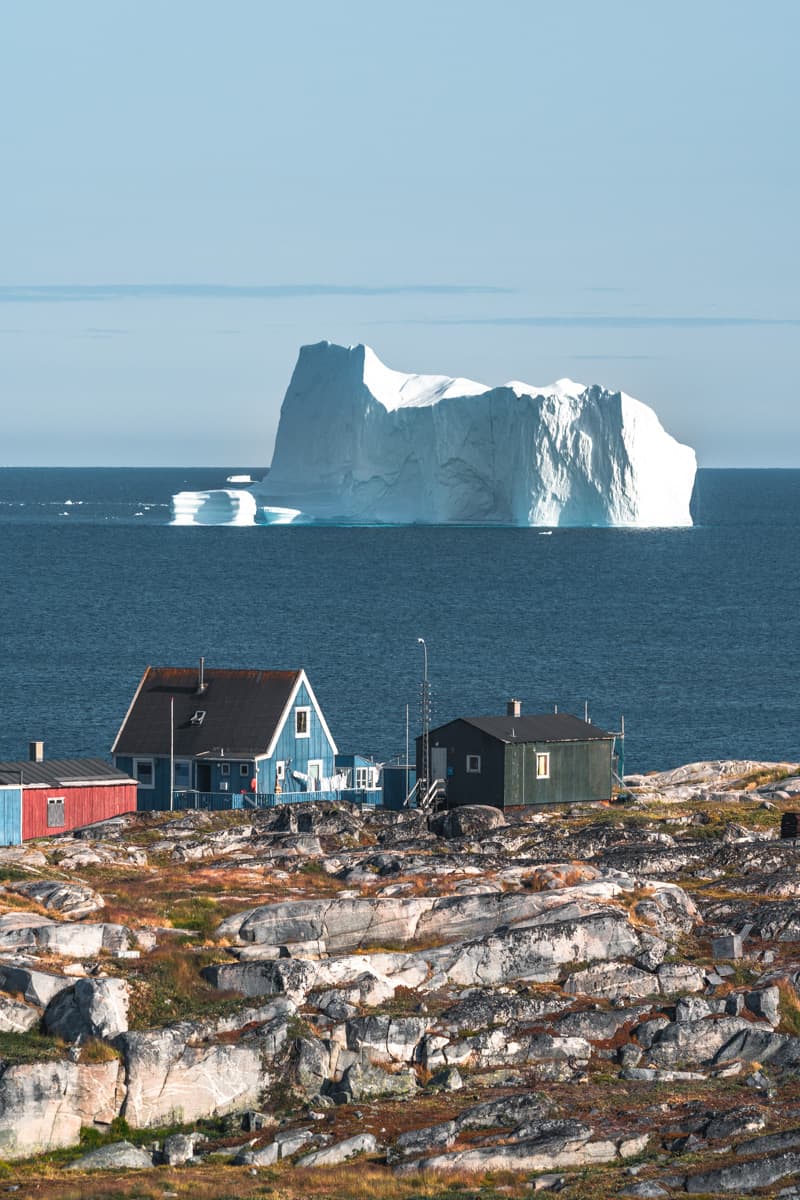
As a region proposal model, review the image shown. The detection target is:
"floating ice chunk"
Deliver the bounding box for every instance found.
[170,489,257,526]
[256,505,303,525]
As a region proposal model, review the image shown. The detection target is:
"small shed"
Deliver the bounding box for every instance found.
[0,745,138,845]
[417,701,614,810]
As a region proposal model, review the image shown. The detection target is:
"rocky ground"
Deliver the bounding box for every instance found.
[2,759,800,1199]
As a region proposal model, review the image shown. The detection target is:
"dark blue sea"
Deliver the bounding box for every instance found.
[0,467,798,774]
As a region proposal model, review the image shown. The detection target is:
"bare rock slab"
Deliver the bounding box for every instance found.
[0,1060,125,1159]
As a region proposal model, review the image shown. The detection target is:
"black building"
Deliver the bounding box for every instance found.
[417,700,614,810]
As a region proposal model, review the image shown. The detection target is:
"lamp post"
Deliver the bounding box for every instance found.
[417,637,430,798]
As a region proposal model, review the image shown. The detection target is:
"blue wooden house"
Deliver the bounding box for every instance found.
[112,662,338,810]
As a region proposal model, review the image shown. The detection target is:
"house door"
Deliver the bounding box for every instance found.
[430,747,448,783]
[196,763,211,792]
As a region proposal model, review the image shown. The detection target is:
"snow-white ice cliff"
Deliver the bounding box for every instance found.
[248,342,696,527]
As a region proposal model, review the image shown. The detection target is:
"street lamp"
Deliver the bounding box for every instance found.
[417,638,430,798]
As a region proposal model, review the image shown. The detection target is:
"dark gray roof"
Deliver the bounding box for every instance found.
[0,758,136,789]
[112,666,303,758]
[436,713,613,744]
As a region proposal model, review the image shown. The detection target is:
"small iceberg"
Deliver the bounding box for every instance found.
[170,489,257,526]
[226,473,254,484]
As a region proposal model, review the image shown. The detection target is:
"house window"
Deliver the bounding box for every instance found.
[295,707,310,737]
[275,760,286,781]
[47,796,65,827]
[466,754,481,774]
[355,766,370,789]
[173,760,191,789]
[220,762,230,777]
[133,758,155,788]
[240,763,249,777]
[536,752,550,779]
[307,760,322,790]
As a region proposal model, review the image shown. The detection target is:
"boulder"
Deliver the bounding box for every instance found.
[161,1131,204,1165]
[389,1120,457,1162]
[0,994,41,1034]
[44,977,130,1041]
[429,806,507,838]
[345,1015,429,1064]
[337,1060,417,1102]
[686,1152,800,1193]
[297,1132,378,1167]
[656,962,706,994]
[564,961,657,1001]
[202,959,318,1005]
[0,962,74,1007]
[648,1016,755,1067]
[10,880,105,918]
[288,1036,333,1095]
[67,1140,153,1170]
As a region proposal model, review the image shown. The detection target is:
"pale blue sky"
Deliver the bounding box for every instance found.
[1,0,797,466]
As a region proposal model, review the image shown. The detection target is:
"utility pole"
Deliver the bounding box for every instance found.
[417,637,430,797]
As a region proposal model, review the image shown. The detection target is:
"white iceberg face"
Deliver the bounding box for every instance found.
[252,342,697,528]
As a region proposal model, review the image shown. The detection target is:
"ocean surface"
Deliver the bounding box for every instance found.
[0,467,798,774]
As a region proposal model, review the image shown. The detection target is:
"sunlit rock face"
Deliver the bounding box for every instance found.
[254,341,697,527]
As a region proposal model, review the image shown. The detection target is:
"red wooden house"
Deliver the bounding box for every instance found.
[0,743,137,845]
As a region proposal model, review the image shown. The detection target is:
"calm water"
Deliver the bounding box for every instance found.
[0,467,798,773]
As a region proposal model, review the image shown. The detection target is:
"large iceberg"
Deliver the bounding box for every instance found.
[249,342,696,527]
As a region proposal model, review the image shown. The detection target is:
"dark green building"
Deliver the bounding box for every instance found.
[418,702,614,810]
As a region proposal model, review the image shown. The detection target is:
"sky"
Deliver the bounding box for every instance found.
[0,0,797,467]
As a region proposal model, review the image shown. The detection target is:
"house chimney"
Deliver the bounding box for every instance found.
[197,656,206,694]
[506,699,522,718]
[29,740,44,763]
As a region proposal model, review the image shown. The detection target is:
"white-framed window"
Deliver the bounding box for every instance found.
[173,760,191,789]
[355,766,370,789]
[240,763,249,777]
[307,759,323,790]
[47,796,65,827]
[275,760,286,781]
[133,758,155,788]
[220,762,230,777]
[295,706,310,737]
[466,754,482,774]
[536,752,550,779]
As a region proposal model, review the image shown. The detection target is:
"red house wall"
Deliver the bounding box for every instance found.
[21,783,137,841]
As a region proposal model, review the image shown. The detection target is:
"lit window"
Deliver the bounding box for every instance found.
[466,754,481,774]
[133,758,154,788]
[536,752,550,779]
[295,707,310,737]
